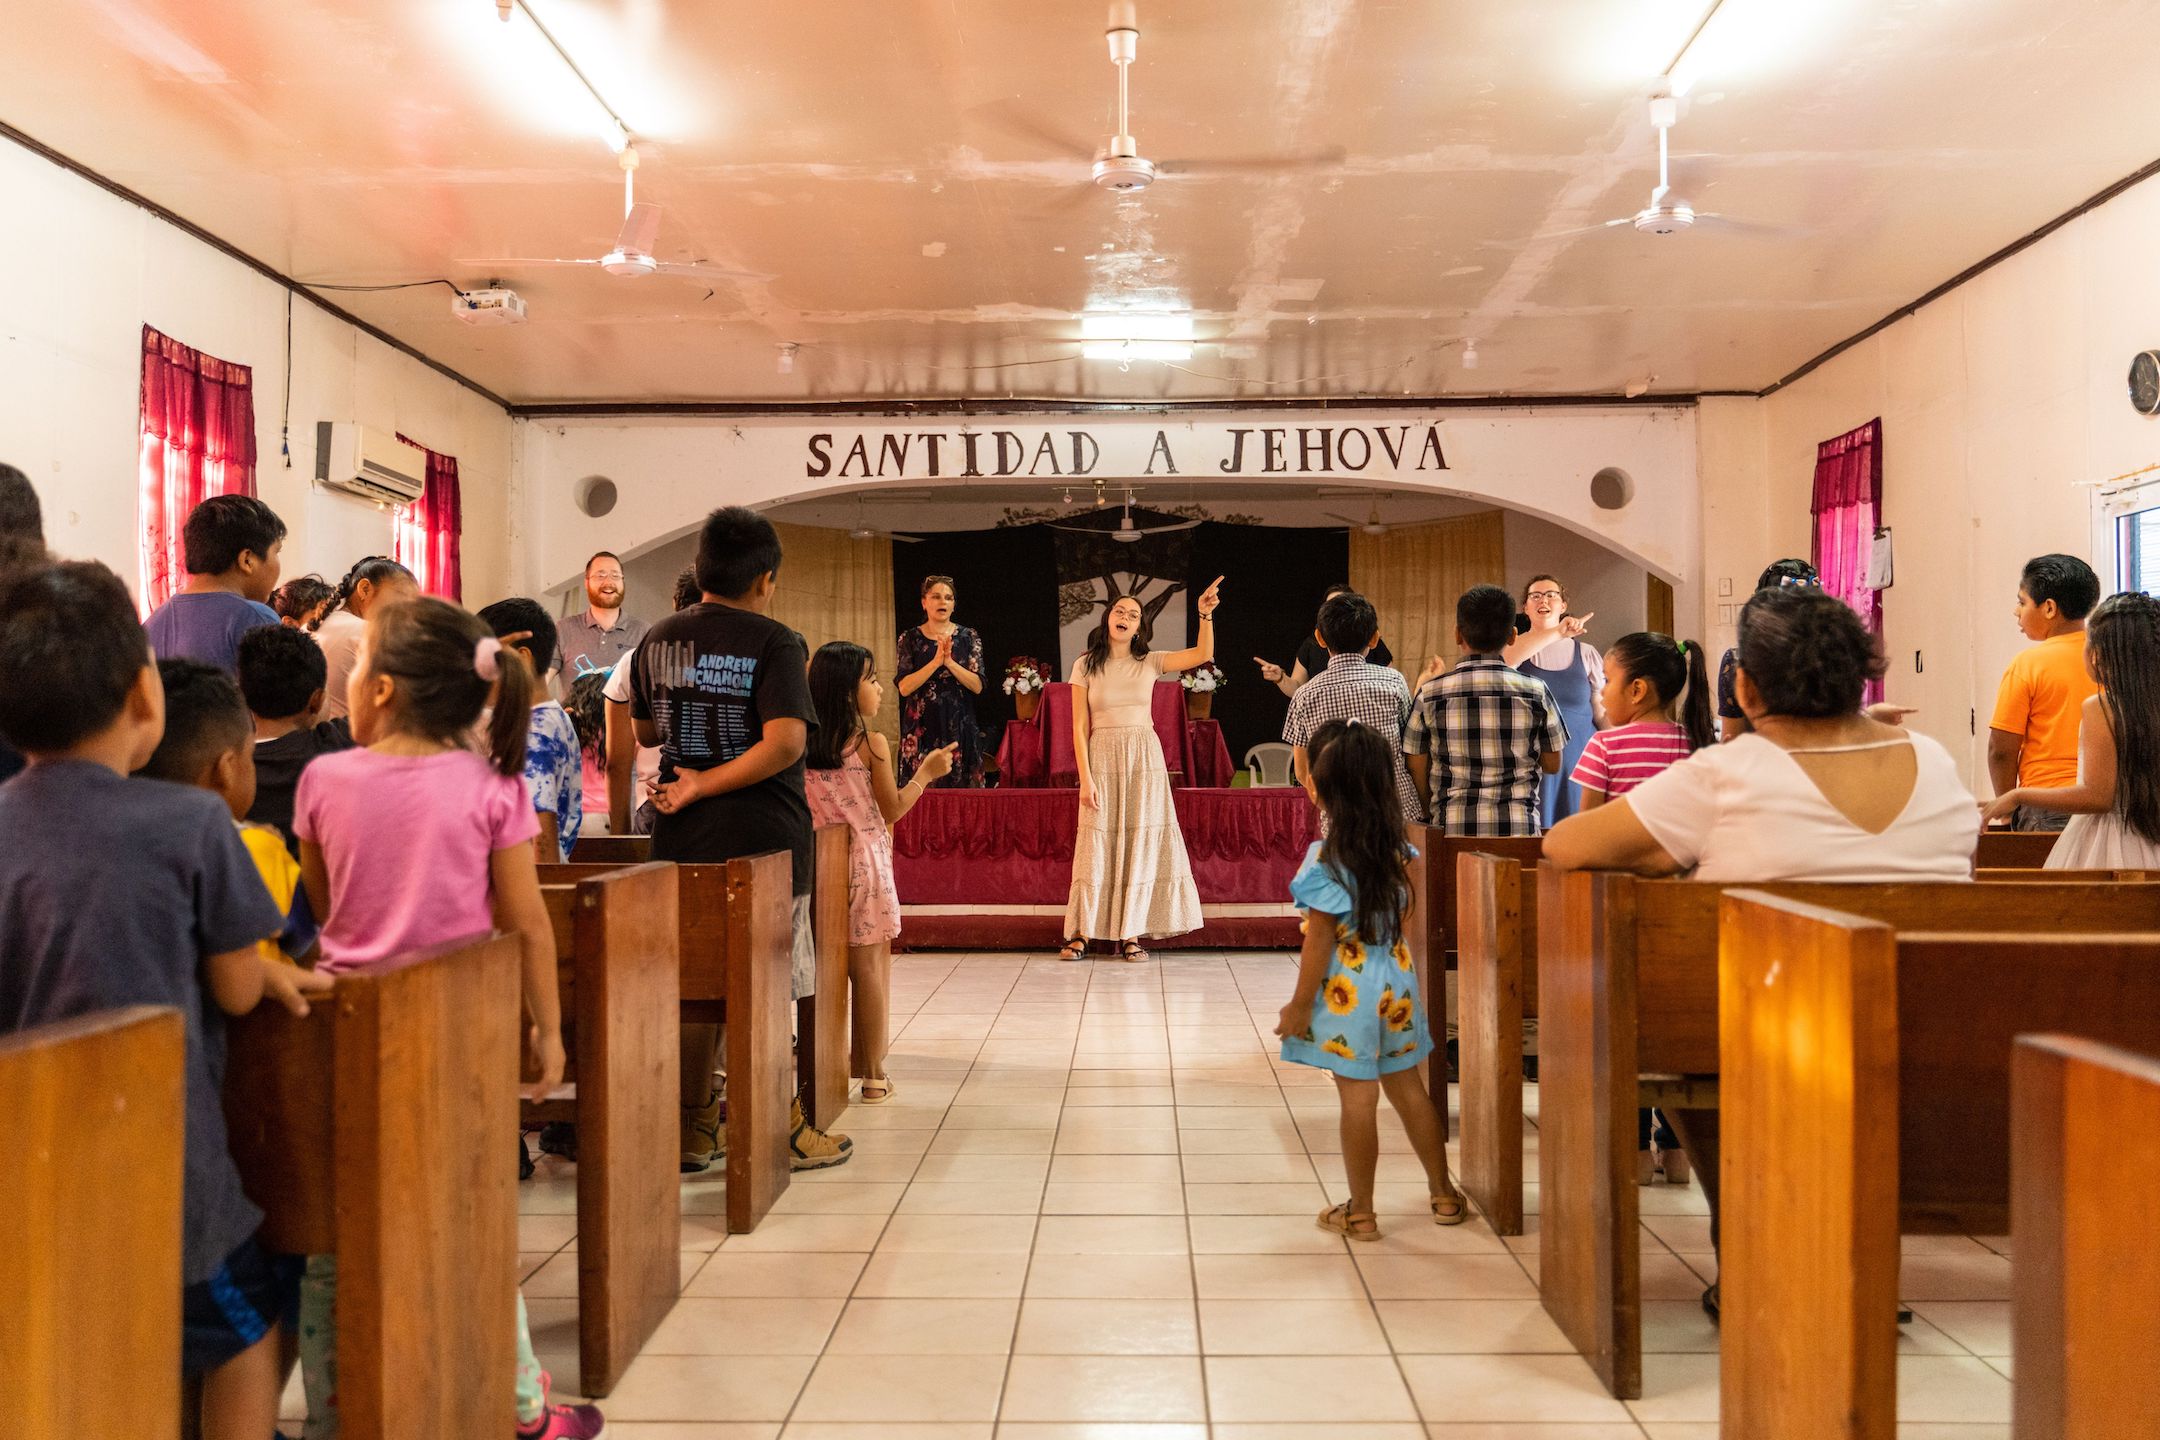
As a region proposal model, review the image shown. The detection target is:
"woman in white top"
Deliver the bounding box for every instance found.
[1543,585,1977,1318]
[1060,577,1223,962]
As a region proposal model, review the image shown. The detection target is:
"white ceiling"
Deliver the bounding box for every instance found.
[8,0,2159,405]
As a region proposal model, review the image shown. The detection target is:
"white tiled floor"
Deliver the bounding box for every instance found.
[296,949,2020,1437]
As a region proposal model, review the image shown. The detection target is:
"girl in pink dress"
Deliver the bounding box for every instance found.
[805,641,952,1103]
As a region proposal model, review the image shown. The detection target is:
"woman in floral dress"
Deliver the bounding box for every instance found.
[896,575,984,787]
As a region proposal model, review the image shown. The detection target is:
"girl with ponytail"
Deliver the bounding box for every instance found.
[1572,632,1714,812]
[312,555,418,720]
[290,596,602,1438]
[1985,590,2160,867]
[1569,630,1715,1184]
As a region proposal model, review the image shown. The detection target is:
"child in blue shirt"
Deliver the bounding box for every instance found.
[0,559,326,1438]
[480,598,583,861]
[1274,719,1466,1240]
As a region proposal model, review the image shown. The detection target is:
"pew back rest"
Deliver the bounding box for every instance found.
[2012,1034,2160,1436]
[572,836,654,865]
[3,1006,185,1439]
[1545,869,2160,1074]
[1974,830,2059,870]
[542,856,741,1001]
[1409,826,1542,966]
[224,935,524,1437]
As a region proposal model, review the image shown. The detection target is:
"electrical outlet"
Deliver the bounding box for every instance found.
[1718,604,1734,625]
[1717,577,1733,597]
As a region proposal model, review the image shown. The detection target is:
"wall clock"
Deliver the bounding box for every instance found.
[2132,350,2160,415]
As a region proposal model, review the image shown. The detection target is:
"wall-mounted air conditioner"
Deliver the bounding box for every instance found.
[314,422,425,506]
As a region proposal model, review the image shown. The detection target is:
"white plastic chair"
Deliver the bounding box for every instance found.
[1245,741,1295,787]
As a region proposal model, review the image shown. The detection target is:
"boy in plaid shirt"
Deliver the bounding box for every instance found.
[1404,584,1566,835]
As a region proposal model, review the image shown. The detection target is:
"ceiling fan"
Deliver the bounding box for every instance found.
[458,145,771,284]
[1047,487,1202,543]
[1325,500,1391,536]
[975,6,1342,198]
[1525,95,1802,243]
[846,498,924,544]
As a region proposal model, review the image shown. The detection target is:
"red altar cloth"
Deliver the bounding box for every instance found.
[994,681,1232,788]
[893,785,1316,906]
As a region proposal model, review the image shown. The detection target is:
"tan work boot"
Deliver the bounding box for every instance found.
[681,1088,724,1173]
[789,1096,853,1171]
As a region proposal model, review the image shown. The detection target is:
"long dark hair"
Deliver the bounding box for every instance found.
[366,598,532,776]
[313,555,414,631]
[565,668,609,763]
[806,641,872,770]
[1310,723,1411,941]
[1605,632,1713,752]
[2087,592,2160,844]
[1079,598,1151,678]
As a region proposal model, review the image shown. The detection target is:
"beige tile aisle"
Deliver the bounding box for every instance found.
[406,948,2021,1440]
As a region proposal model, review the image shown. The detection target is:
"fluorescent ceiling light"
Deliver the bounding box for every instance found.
[1080,313,1194,363]
[490,0,633,154]
[1663,0,1851,97]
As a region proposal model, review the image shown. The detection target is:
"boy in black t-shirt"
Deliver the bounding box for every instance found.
[236,623,354,855]
[0,559,328,1437]
[629,505,851,1172]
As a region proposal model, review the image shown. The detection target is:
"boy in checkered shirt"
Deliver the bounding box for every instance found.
[1404,584,1566,835]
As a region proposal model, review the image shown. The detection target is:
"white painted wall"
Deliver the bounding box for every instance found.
[1700,169,2160,787]
[0,139,514,601]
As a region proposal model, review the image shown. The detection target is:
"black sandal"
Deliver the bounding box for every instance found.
[1058,937,1088,962]
[1120,940,1149,962]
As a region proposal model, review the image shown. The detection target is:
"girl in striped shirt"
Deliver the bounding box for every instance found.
[1571,632,1714,811]
[1571,631,1715,1185]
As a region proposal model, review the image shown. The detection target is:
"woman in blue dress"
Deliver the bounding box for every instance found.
[1504,573,1604,825]
[1274,720,1465,1240]
[896,575,985,787]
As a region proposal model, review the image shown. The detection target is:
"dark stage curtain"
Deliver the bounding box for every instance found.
[894,517,1347,769]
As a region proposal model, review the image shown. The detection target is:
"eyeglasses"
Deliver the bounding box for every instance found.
[588,571,623,582]
[1525,589,1565,602]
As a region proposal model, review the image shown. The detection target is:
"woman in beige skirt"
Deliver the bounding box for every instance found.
[1060,576,1223,961]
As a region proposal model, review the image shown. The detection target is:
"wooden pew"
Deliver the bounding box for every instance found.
[2012,1034,2160,1438]
[529,862,682,1398]
[803,823,852,1131]
[225,935,523,1439]
[543,849,795,1234]
[4,1006,184,1438]
[572,835,652,865]
[1404,826,1543,1127]
[1974,830,2058,869]
[1718,895,2160,1437]
[1536,870,2160,1399]
[1456,851,1538,1235]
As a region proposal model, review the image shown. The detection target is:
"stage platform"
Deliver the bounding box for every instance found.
[892,784,1315,950]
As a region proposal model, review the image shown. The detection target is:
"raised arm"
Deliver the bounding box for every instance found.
[865,730,949,825]
[1152,575,1223,673]
[945,629,983,695]
[897,632,942,698]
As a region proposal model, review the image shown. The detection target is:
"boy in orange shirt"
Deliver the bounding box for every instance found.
[1988,554,2101,832]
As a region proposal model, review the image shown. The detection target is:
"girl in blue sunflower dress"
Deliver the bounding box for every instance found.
[1275,720,1467,1240]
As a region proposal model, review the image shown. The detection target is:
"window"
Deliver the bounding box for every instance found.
[2116,503,2160,596]
[139,326,257,610]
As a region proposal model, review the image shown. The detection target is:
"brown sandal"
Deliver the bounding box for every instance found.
[1317,1201,1382,1241]
[1430,1191,1469,1227]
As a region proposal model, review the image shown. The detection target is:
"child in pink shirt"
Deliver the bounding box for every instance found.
[1568,631,1714,1189]
[1571,632,1714,810]
[292,597,599,1440]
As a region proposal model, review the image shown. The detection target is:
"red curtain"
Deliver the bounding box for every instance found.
[139,326,257,611]
[393,435,462,600]
[1811,417,1884,702]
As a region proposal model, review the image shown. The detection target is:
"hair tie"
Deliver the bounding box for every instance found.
[1677,640,1689,656]
[474,636,503,682]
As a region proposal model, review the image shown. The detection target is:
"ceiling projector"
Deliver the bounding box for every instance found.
[453,287,528,327]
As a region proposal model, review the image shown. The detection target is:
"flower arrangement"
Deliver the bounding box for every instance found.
[1001,655,1049,696]
[1179,660,1227,693]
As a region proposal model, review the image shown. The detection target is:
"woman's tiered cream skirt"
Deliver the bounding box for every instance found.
[1064,724,1204,941]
